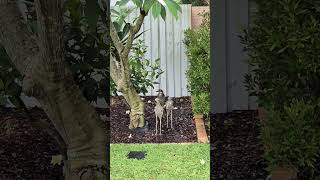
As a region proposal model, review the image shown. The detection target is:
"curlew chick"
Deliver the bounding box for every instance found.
[154,98,164,135]
[165,97,174,129]
[156,89,165,106]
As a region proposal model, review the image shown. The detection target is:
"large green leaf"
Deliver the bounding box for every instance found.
[8,96,21,108]
[0,92,6,106]
[163,0,181,19]
[160,4,166,20]
[0,79,4,90]
[122,23,131,39]
[151,1,162,18]
[143,0,156,12]
[85,0,100,30]
[132,0,143,7]
[116,0,130,6]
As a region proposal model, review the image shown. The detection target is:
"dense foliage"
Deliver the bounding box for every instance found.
[181,0,208,6]
[110,4,164,95]
[262,100,320,174]
[242,0,320,109]
[0,0,109,106]
[184,12,210,117]
[242,0,320,176]
[110,40,163,95]
[64,0,109,102]
[0,47,22,107]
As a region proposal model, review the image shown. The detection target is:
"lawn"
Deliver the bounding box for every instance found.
[111,143,210,180]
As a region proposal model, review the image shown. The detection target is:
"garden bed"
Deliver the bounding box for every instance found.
[0,107,108,179]
[111,96,198,143]
[211,110,268,179]
[0,107,63,179]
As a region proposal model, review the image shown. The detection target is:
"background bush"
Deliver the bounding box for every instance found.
[0,47,22,107]
[180,0,208,6]
[262,100,320,174]
[184,12,210,117]
[242,0,320,177]
[242,0,320,109]
[0,0,109,106]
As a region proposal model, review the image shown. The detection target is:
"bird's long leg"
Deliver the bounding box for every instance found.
[166,110,169,128]
[155,115,158,135]
[159,116,162,135]
[170,109,173,129]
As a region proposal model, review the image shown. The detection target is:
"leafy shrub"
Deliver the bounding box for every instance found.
[180,0,208,6]
[242,1,320,176]
[192,93,209,116]
[0,1,109,106]
[64,10,108,103]
[0,47,22,107]
[241,0,320,109]
[262,99,320,173]
[184,12,210,117]
[110,40,163,95]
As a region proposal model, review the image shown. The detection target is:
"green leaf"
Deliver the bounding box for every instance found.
[163,0,181,19]
[143,0,156,12]
[111,9,121,16]
[132,0,143,7]
[277,46,288,54]
[151,2,162,18]
[122,23,131,39]
[160,4,166,20]
[85,0,100,30]
[8,96,21,108]
[0,91,6,105]
[113,22,121,31]
[51,154,63,166]
[0,79,4,90]
[115,0,130,6]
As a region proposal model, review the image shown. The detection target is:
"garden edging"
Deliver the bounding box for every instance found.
[193,114,209,143]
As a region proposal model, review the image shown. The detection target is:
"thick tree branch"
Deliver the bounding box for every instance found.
[110,20,124,55]
[110,54,121,83]
[0,0,41,75]
[122,9,146,58]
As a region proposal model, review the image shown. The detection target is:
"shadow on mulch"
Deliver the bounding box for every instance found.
[210,110,268,180]
[210,110,320,180]
[0,107,63,179]
[0,107,109,180]
[111,96,197,143]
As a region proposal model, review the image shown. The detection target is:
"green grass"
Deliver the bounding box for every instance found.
[111,143,210,180]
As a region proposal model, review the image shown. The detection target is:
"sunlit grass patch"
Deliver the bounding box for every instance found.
[111,143,210,180]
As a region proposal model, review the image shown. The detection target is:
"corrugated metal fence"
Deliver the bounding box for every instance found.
[123,4,192,97]
[211,0,258,114]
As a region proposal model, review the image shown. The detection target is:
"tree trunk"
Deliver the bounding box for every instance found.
[110,11,147,130]
[110,54,145,129]
[122,83,145,129]
[0,1,108,179]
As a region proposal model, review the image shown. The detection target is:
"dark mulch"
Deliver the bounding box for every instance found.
[0,107,63,180]
[111,96,197,143]
[210,110,320,180]
[210,110,268,180]
[0,107,108,180]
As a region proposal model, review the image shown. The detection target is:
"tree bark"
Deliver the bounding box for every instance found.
[0,1,107,179]
[110,10,147,129]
